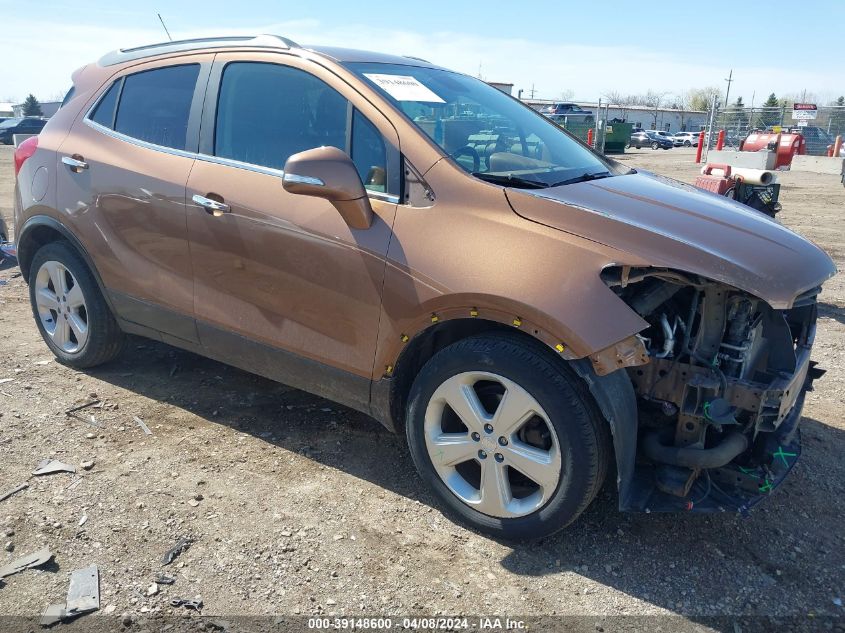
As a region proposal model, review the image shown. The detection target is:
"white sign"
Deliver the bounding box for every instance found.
[792,110,817,120]
[796,120,808,127]
[364,74,445,103]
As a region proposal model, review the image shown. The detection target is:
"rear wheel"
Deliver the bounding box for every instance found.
[29,241,125,368]
[684,140,692,147]
[406,334,610,540]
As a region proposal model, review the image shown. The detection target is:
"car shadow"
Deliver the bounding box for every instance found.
[817,301,845,326]
[85,338,845,622]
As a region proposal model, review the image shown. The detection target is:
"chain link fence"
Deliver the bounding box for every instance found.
[705,105,845,157]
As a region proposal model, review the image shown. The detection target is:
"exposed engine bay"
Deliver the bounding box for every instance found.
[603,266,824,512]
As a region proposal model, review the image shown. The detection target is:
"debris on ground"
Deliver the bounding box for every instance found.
[134,415,152,435]
[161,538,193,566]
[41,565,100,626]
[0,547,53,579]
[0,377,14,385]
[146,582,159,596]
[78,514,87,527]
[66,565,100,617]
[32,459,76,476]
[170,598,203,611]
[155,574,176,585]
[0,482,28,503]
[80,460,95,471]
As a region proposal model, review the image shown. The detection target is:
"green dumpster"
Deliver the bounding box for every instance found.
[602,121,633,154]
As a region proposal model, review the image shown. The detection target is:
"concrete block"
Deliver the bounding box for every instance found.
[706,150,777,170]
[790,155,845,175]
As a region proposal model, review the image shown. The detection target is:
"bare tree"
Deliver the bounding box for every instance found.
[559,88,575,101]
[642,90,670,129]
[603,91,638,122]
[686,86,721,111]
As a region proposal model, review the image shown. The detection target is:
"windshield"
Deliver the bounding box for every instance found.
[348,62,621,188]
[0,118,22,129]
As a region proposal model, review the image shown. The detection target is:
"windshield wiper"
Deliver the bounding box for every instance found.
[548,171,613,188]
[472,172,549,189]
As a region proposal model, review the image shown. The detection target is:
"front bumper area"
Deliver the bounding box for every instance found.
[624,389,805,513]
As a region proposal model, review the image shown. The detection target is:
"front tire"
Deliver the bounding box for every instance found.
[405,334,610,540]
[28,241,125,368]
[651,141,659,150]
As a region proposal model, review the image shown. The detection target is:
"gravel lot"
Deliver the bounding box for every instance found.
[1,145,844,631]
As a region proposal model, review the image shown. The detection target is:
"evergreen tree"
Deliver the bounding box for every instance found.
[22,94,43,117]
[760,93,781,127]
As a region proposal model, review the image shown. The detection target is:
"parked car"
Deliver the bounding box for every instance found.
[0,117,47,144]
[540,102,594,121]
[628,130,673,149]
[13,35,834,540]
[672,131,700,147]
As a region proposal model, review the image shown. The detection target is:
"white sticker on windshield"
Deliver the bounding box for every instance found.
[364,73,445,103]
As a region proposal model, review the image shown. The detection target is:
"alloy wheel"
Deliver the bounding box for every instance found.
[34,260,89,353]
[423,371,562,518]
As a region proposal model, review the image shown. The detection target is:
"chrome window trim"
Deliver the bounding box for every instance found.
[83,118,198,160]
[84,116,402,204]
[367,190,400,204]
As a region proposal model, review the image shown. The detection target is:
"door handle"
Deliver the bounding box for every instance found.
[192,194,230,216]
[61,155,89,172]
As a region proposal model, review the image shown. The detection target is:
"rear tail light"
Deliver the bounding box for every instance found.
[14,136,39,177]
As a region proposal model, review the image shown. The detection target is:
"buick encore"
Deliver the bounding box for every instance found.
[13,35,835,539]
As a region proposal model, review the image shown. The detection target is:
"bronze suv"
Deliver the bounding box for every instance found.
[12,35,835,538]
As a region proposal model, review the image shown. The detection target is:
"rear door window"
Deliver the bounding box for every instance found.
[113,64,199,150]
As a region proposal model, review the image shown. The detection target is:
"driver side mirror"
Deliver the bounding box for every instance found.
[282,146,373,230]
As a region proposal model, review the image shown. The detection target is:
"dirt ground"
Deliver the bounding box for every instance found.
[1,145,844,631]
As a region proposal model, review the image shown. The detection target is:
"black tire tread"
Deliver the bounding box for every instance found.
[28,240,125,368]
[406,332,612,540]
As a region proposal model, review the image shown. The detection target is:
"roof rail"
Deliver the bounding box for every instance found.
[98,34,300,66]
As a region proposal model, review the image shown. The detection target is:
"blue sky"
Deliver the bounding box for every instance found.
[1,0,843,105]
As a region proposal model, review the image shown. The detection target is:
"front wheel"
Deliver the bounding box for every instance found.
[405,334,610,540]
[29,241,125,368]
[651,141,659,150]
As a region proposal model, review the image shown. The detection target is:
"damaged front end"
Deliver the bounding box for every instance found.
[603,266,825,513]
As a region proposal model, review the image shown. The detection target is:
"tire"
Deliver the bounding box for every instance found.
[651,141,659,150]
[684,140,691,147]
[28,241,125,368]
[635,145,641,149]
[405,333,610,541]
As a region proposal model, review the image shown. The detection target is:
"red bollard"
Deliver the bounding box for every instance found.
[587,128,594,148]
[828,145,834,157]
[716,129,725,151]
[695,131,706,163]
[833,135,843,158]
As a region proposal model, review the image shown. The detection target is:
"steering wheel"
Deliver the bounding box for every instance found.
[450,145,480,172]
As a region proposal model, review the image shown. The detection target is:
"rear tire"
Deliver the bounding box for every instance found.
[405,334,610,540]
[28,241,125,368]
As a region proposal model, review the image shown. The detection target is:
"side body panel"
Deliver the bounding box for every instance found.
[186,52,401,380]
[51,54,216,342]
[374,158,652,376]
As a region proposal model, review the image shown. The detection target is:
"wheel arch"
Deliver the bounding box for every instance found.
[16,215,116,314]
[375,316,640,513]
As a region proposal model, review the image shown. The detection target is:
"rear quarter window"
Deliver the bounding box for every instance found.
[113,64,199,150]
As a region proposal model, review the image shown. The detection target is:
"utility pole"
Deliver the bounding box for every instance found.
[529,84,536,99]
[724,69,733,108]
